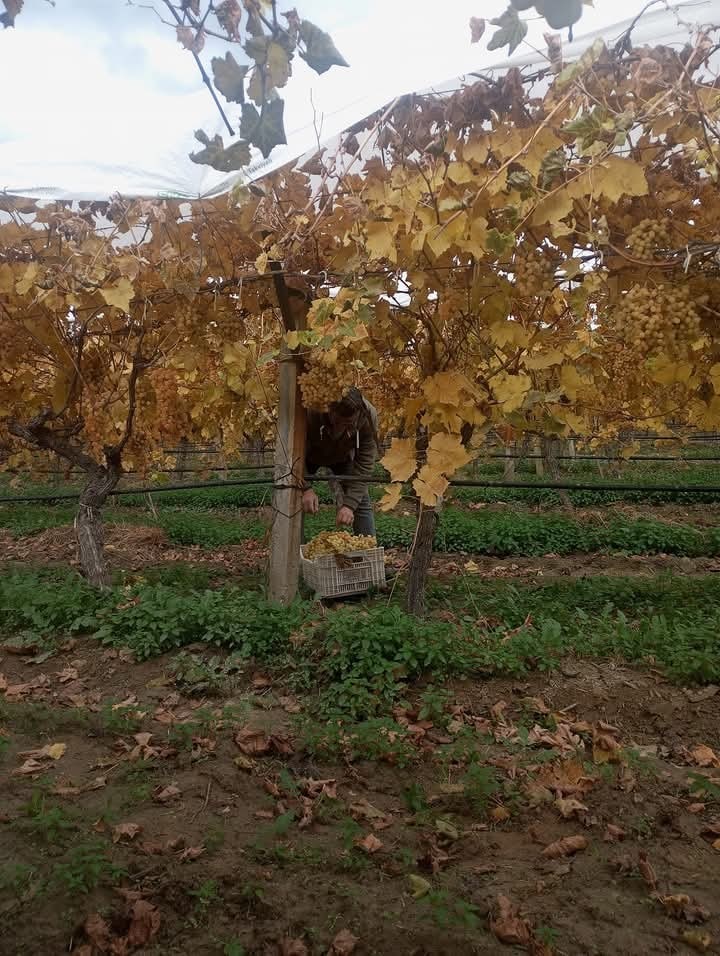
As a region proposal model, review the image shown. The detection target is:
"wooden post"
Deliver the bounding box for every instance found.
[268,265,307,605]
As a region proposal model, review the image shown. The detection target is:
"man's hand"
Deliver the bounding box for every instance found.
[336,505,354,527]
[302,489,319,514]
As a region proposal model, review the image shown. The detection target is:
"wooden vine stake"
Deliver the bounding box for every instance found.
[268,265,307,604]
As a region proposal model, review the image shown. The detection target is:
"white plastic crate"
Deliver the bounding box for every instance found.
[300,545,386,599]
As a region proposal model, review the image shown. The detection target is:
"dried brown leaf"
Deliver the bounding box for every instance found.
[690,745,720,769]
[603,824,626,842]
[178,845,206,862]
[126,899,161,947]
[112,822,142,844]
[541,835,588,858]
[301,778,337,800]
[490,895,531,946]
[152,783,181,804]
[638,851,658,891]
[682,930,713,952]
[349,798,392,828]
[279,939,308,956]
[656,894,710,924]
[84,912,112,951]
[234,727,271,756]
[355,833,383,854]
[554,797,588,819]
[330,928,359,955]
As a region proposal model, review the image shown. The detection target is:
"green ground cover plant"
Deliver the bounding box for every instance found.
[2,569,719,715]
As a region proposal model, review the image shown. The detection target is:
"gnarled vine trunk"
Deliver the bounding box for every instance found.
[75,466,121,588]
[406,502,439,616]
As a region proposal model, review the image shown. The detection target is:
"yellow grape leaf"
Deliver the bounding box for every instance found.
[23,315,62,355]
[285,330,301,350]
[426,432,472,476]
[463,135,489,165]
[366,220,397,263]
[524,348,565,370]
[379,483,403,512]
[51,366,74,414]
[459,214,488,257]
[446,161,474,184]
[521,128,563,176]
[381,438,417,483]
[423,371,468,408]
[649,357,693,386]
[46,743,66,760]
[223,342,249,369]
[413,464,449,507]
[244,377,267,402]
[15,262,39,296]
[426,213,467,259]
[491,126,523,161]
[403,398,424,430]
[531,188,574,227]
[267,40,291,87]
[101,277,134,313]
[255,252,269,274]
[596,155,648,203]
[492,371,531,412]
[560,364,586,400]
[490,320,529,350]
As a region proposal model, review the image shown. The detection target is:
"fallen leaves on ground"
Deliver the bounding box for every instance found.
[234,727,294,757]
[604,824,627,841]
[554,797,588,819]
[638,851,658,891]
[408,874,431,899]
[19,742,66,760]
[152,783,181,804]
[536,759,596,797]
[14,742,66,775]
[355,833,383,854]
[126,899,162,947]
[112,822,142,844]
[682,930,713,952]
[490,895,532,946]
[81,897,160,953]
[688,745,720,768]
[279,939,308,956]
[329,928,359,955]
[655,893,710,924]
[300,777,337,800]
[541,835,588,858]
[178,845,206,862]
[349,798,393,829]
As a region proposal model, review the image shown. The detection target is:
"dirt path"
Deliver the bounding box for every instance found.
[1,638,718,955]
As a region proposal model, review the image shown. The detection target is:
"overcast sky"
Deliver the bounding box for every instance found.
[0,0,712,199]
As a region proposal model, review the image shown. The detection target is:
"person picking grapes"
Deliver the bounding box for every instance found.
[302,386,379,536]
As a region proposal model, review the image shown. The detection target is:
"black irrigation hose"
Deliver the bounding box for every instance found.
[5,474,720,504]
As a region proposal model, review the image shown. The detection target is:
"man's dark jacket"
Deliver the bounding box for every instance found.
[305,399,379,511]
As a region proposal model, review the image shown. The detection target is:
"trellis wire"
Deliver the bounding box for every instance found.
[4,473,720,505]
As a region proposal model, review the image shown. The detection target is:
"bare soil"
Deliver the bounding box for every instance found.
[1,638,719,956]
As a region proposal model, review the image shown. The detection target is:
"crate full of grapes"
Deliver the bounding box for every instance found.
[300,531,386,599]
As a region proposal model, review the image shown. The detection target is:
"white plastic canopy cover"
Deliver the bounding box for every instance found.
[1,0,718,201]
